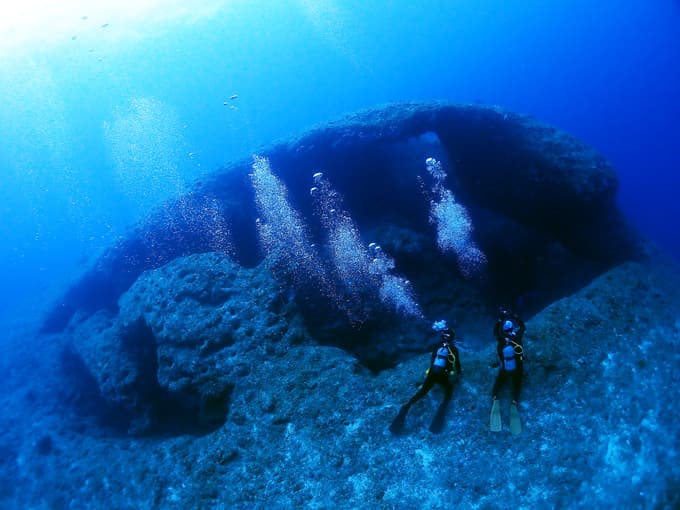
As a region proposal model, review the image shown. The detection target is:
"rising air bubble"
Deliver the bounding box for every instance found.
[310,172,422,320]
[424,157,486,278]
[250,156,327,289]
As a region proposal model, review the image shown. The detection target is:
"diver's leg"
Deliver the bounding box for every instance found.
[491,370,507,400]
[429,376,454,434]
[390,376,434,434]
[509,367,523,435]
[490,370,506,432]
[405,376,435,408]
[511,367,523,404]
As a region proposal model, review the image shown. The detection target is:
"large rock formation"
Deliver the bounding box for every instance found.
[42,100,650,436]
[42,101,639,339]
[3,102,676,509]
[65,252,305,433]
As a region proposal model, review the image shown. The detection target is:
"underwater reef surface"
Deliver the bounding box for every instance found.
[42,101,640,344]
[1,249,678,509]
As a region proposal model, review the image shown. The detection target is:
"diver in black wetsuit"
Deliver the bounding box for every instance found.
[490,308,526,434]
[390,327,461,434]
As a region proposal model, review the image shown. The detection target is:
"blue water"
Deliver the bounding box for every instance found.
[1,0,679,324]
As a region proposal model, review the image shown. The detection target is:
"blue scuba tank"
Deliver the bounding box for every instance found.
[503,344,516,371]
[433,346,448,368]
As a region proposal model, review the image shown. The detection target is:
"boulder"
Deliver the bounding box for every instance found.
[66,252,306,433]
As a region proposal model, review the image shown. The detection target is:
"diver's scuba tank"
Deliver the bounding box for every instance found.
[428,343,456,376]
[502,343,516,371]
[433,346,448,368]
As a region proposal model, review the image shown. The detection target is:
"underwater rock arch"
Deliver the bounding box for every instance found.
[42,101,639,334]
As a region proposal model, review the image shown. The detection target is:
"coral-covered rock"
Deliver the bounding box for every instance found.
[67,252,307,433]
[69,311,158,432]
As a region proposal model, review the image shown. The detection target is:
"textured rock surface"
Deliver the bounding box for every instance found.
[65,252,307,432]
[2,252,678,509]
[69,310,158,432]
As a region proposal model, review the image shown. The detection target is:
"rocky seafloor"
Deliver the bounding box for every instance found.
[1,248,679,509]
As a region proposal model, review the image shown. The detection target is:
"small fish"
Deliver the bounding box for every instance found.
[101,23,109,28]
[230,94,238,100]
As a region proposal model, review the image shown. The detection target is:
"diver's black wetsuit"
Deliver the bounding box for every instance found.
[389,338,462,434]
[404,342,461,409]
[491,312,525,403]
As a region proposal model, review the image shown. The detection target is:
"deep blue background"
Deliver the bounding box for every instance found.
[1,0,678,326]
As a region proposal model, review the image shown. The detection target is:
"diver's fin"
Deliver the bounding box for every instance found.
[509,402,522,435]
[389,406,408,435]
[490,399,502,432]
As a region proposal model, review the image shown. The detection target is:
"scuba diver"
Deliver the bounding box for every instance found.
[489,308,526,435]
[390,322,461,435]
